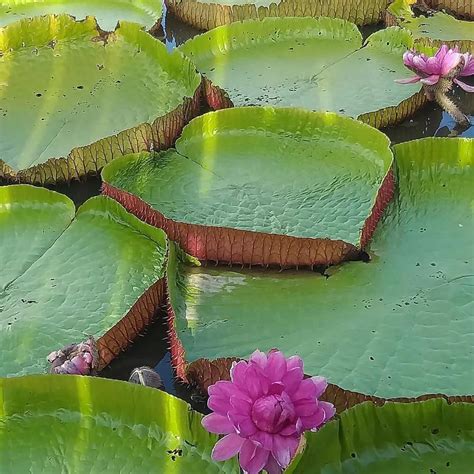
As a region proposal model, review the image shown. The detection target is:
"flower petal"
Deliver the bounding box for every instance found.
[454,78,474,93]
[459,53,474,76]
[294,399,318,417]
[420,74,440,85]
[264,454,283,474]
[208,380,234,398]
[202,413,234,435]
[272,435,299,469]
[212,433,245,461]
[231,360,248,383]
[281,367,304,394]
[266,351,287,382]
[440,50,461,75]
[208,394,232,414]
[395,76,422,84]
[299,406,326,430]
[249,350,268,369]
[239,440,258,473]
[243,445,270,474]
[251,430,274,451]
[319,401,336,424]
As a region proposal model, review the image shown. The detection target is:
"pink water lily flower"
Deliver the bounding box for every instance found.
[202,350,335,474]
[396,44,462,86]
[47,337,98,375]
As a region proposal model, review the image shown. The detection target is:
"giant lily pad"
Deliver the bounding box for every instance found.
[0,185,168,377]
[0,375,238,473]
[386,0,474,52]
[0,15,201,184]
[166,0,391,30]
[287,399,474,473]
[102,107,394,267]
[0,0,163,30]
[166,137,474,399]
[179,17,427,128]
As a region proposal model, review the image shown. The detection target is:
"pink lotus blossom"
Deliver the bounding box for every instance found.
[47,337,97,375]
[202,350,335,474]
[396,45,474,92]
[396,45,462,86]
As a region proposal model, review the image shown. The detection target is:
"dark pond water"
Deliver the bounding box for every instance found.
[41,10,474,407]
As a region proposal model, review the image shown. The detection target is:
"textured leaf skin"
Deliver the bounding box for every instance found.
[0,186,169,377]
[0,0,163,30]
[0,15,201,184]
[428,0,473,19]
[102,107,394,267]
[166,138,474,399]
[166,0,391,29]
[386,0,474,52]
[0,375,239,473]
[286,399,474,473]
[186,358,474,414]
[178,18,428,128]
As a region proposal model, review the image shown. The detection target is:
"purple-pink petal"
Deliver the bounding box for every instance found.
[266,351,287,382]
[231,360,248,382]
[281,367,304,393]
[310,376,328,398]
[421,74,440,85]
[459,53,474,76]
[212,433,245,461]
[249,350,268,369]
[202,413,234,435]
[395,76,422,84]
[299,407,326,430]
[440,50,461,75]
[454,78,474,92]
[319,401,336,424]
[208,394,232,414]
[264,454,283,474]
[272,434,299,469]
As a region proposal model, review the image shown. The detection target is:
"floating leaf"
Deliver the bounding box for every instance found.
[0,375,238,473]
[179,18,427,128]
[0,15,201,184]
[0,185,168,377]
[166,0,391,30]
[166,138,474,399]
[286,399,474,473]
[386,0,474,52]
[0,0,163,30]
[102,107,394,267]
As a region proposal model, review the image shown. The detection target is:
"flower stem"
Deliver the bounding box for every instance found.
[434,91,470,127]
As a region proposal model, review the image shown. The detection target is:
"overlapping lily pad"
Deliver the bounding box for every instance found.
[166,137,474,399]
[386,0,474,52]
[0,0,163,30]
[0,15,201,184]
[166,0,391,30]
[287,399,474,473]
[0,375,238,473]
[179,17,427,128]
[102,107,394,267]
[0,185,168,377]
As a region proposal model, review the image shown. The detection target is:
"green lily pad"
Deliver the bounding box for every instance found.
[0,0,163,30]
[167,137,474,399]
[0,185,168,377]
[166,0,391,30]
[102,107,394,267]
[0,15,201,184]
[287,399,474,473]
[0,375,238,473]
[387,0,474,52]
[179,17,426,128]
